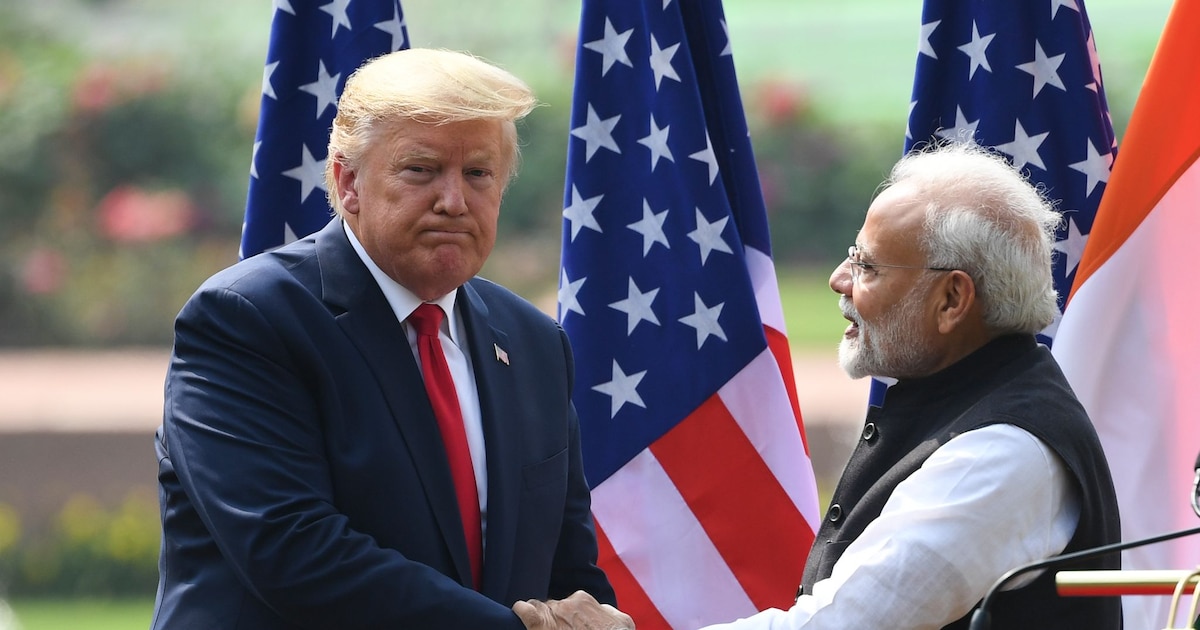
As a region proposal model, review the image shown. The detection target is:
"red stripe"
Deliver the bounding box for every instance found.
[765,326,809,455]
[594,521,672,630]
[652,394,814,611]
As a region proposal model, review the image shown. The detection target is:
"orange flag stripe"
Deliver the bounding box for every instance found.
[1072,0,1200,295]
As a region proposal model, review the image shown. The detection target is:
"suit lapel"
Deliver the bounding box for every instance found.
[458,282,520,599]
[315,221,476,587]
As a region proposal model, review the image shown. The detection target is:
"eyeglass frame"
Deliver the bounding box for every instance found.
[845,245,956,284]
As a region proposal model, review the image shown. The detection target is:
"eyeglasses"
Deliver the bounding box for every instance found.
[845,245,955,284]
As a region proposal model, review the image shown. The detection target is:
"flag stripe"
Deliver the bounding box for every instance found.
[594,523,671,629]
[652,391,812,611]
[591,450,757,629]
[719,349,820,527]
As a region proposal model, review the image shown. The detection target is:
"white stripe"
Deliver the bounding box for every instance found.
[719,350,822,531]
[592,450,757,628]
[745,246,787,334]
[1054,156,1200,628]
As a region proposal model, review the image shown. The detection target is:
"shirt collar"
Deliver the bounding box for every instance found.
[342,220,461,341]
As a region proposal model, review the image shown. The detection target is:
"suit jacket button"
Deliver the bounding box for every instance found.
[862,422,877,441]
[828,503,842,523]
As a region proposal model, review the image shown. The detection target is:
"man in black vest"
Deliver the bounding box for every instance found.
[701,142,1121,630]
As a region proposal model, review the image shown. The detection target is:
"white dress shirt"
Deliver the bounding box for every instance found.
[700,423,1080,630]
[343,222,489,536]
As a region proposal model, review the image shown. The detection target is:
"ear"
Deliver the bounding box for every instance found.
[332,156,361,215]
[935,270,978,334]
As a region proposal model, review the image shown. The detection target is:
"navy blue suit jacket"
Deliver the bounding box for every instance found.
[152,220,613,629]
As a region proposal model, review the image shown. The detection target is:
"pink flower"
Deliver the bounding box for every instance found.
[95,185,197,243]
[19,247,68,295]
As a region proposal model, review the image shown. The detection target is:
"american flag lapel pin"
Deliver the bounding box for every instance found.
[494,343,510,366]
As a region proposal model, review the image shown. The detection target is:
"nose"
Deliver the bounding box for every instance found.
[434,173,469,216]
[830,258,853,296]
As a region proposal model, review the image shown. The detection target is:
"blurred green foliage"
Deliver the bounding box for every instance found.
[0,492,159,598]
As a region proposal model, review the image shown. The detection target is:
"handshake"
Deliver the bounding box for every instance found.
[514,591,635,630]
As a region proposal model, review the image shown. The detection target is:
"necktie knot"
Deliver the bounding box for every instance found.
[409,303,444,338]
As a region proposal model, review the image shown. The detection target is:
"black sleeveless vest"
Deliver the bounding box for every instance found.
[801,334,1121,629]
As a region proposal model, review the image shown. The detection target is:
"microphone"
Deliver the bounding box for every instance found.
[1193,451,1200,519]
[968,524,1200,630]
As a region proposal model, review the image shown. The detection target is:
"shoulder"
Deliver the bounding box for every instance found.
[465,277,559,328]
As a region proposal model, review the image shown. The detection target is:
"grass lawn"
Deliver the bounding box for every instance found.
[7,598,153,630]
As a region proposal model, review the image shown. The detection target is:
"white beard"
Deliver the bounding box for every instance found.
[837,283,936,380]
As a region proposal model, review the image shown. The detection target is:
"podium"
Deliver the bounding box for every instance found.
[1057,568,1200,629]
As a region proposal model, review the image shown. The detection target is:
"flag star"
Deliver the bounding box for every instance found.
[1016,40,1067,98]
[1051,0,1080,19]
[262,60,280,100]
[592,360,647,418]
[688,134,719,185]
[570,104,622,162]
[637,114,674,171]
[299,60,341,120]
[628,199,670,256]
[678,293,727,349]
[1041,308,1063,340]
[905,100,917,140]
[583,17,634,76]
[1053,215,1089,277]
[609,278,660,335]
[283,222,299,245]
[720,19,733,56]
[648,35,682,90]
[273,0,295,15]
[1085,32,1103,92]
[250,141,262,179]
[935,106,980,144]
[563,185,604,241]
[558,269,587,322]
[688,208,733,264]
[995,120,1049,172]
[281,144,327,203]
[918,20,940,59]
[957,21,995,80]
[319,0,352,38]
[373,5,408,51]
[1068,139,1112,196]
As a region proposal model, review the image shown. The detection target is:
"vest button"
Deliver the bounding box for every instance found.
[828,503,842,523]
[862,422,877,441]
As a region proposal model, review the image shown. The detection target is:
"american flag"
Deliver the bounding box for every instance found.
[905,0,1115,338]
[240,0,409,259]
[559,1,820,627]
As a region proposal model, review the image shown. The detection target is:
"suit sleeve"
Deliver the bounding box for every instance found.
[163,285,526,629]
[546,325,618,606]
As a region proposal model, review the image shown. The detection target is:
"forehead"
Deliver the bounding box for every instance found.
[374,118,510,159]
[858,183,926,257]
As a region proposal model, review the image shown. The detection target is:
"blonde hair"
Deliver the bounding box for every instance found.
[324,48,539,215]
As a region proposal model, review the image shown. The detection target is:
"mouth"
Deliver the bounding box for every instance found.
[839,297,861,338]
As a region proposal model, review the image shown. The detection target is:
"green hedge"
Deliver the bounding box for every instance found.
[0,493,159,598]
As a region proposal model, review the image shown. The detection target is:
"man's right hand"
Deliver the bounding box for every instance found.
[513,591,635,630]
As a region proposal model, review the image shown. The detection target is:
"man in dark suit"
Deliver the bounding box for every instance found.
[152,48,632,630]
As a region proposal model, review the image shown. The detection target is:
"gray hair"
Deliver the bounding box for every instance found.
[885,142,1062,334]
[324,48,539,216]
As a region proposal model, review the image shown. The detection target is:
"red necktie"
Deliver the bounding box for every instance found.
[408,303,482,589]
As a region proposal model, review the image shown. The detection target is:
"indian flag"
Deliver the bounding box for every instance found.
[1052,1,1200,627]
